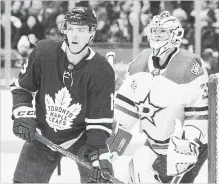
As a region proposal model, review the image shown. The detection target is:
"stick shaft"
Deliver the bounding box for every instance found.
[35,133,92,169]
[34,133,123,183]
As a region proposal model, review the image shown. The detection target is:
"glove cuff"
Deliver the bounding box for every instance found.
[13,106,36,119]
[97,148,112,161]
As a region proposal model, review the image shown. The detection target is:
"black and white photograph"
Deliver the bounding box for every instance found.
[0,0,219,183]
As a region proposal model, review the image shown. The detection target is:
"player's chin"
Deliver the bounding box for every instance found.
[69,44,80,50]
[151,41,166,49]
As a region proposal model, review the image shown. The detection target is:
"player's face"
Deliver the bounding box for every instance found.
[149,27,171,49]
[66,23,93,53]
[150,28,170,42]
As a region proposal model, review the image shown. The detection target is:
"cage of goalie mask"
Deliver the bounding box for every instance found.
[147,11,184,51]
[61,6,97,34]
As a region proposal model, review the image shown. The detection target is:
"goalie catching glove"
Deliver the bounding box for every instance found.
[12,106,37,142]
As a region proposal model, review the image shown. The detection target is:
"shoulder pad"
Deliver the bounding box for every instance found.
[189,57,204,76]
[177,49,207,82]
[179,49,205,77]
[88,52,115,81]
[32,39,62,59]
[165,49,207,84]
[129,49,151,75]
[35,39,62,52]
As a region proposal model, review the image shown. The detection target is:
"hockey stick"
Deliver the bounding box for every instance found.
[34,132,124,184]
[106,52,115,67]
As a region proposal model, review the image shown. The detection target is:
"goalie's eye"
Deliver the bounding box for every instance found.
[160,29,166,33]
[151,28,167,35]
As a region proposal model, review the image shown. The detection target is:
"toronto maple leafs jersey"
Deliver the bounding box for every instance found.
[10,39,115,146]
[114,47,208,154]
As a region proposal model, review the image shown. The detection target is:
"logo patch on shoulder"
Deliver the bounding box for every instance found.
[131,79,137,92]
[190,62,204,76]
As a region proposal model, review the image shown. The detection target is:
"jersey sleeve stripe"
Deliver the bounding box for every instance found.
[115,104,139,119]
[10,79,37,95]
[85,118,113,123]
[116,93,136,107]
[151,144,169,150]
[115,99,138,114]
[185,106,208,112]
[86,125,112,134]
[185,110,208,116]
[185,115,208,120]
[86,122,112,128]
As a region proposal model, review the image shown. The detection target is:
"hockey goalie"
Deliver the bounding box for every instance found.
[114,11,208,183]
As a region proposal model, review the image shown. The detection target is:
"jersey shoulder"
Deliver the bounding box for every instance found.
[129,48,151,75]
[91,52,110,68]
[177,48,201,64]
[32,39,63,59]
[166,48,208,84]
[88,51,115,83]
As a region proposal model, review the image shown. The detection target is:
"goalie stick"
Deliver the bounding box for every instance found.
[34,132,123,184]
[106,52,115,67]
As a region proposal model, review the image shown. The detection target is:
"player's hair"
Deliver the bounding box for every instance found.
[61,6,97,34]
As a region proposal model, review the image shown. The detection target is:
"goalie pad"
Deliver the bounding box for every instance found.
[167,136,199,176]
[129,145,158,183]
[106,121,132,157]
[152,154,173,183]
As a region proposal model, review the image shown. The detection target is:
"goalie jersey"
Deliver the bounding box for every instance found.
[114,47,208,154]
[10,39,115,146]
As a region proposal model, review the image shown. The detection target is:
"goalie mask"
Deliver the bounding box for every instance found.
[147,11,184,52]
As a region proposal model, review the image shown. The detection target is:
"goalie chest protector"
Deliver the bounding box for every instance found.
[124,48,208,142]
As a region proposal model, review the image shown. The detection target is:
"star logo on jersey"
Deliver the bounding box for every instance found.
[135,92,165,126]
[45,87,82,132]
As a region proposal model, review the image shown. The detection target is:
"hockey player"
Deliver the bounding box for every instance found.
[114,11,208,183]
[10,6,116,183]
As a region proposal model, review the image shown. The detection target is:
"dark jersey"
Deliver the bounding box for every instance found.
[11,39,115,146]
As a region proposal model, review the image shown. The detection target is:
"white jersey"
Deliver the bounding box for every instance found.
[114,47,208,154]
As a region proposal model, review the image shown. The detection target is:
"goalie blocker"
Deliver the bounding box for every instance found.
[106,120,132,157]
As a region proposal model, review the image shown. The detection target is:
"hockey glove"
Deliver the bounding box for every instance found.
[106,120,132,158]
[166,119,201,176]
[12,106,37,142]
[88,148,114,183]
[167,136,200,176]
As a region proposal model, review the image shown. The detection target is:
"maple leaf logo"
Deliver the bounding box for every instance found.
[45,87,81,132]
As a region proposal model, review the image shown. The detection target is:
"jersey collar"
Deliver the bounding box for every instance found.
[61,41,96,60]
[148,47,180,75]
